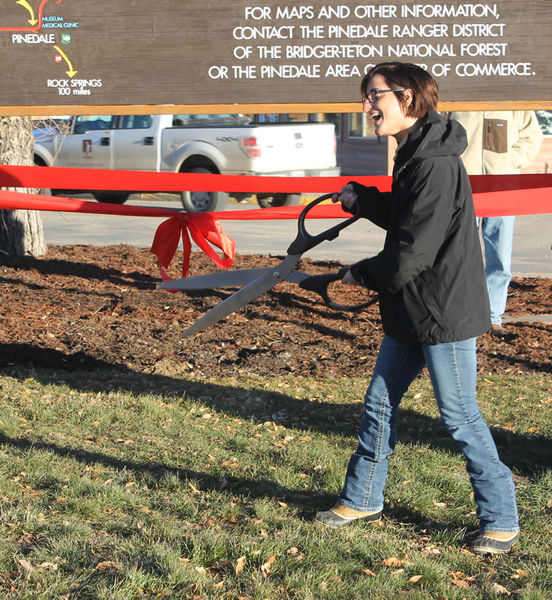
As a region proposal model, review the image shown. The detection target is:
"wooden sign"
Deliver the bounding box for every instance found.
[1,0,551,115]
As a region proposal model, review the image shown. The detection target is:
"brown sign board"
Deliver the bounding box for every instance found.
[1,0,551,115]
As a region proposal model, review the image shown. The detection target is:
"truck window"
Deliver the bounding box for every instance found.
[119,115,154,129]
[172,114,252,126]
[73,115,114,133]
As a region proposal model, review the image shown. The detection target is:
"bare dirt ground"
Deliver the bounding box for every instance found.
[1,245,551,377]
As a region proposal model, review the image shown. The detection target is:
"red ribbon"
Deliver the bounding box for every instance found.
[0,189,235,282]
[1,166,551,217]
[1,168,552,279]
[150,212,235,286]
[0,164,390,194]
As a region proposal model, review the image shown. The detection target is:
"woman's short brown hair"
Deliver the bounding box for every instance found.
[361,62,439,119]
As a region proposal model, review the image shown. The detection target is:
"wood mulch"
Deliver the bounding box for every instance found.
[1,245,551,377]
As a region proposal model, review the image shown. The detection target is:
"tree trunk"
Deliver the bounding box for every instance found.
[0,116,47,256]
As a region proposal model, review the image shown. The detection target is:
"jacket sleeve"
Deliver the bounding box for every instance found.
[510,111,543,171]
[350,158,457,294]
[348,181,392,230]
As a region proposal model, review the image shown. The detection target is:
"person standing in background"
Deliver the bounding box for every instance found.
[446,111,542,338]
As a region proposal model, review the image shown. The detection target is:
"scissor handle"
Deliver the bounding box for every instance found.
[298,267,379,311]
[286,193,360,255]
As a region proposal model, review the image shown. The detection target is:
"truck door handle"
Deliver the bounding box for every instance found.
[100,137,111,146]
[144,136,155,145]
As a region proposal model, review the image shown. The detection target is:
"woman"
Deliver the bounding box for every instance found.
[315,62,519,556]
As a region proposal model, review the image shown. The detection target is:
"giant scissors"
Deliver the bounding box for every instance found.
[158,194,378,337]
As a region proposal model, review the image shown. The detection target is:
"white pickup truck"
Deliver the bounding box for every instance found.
[33,113,340,211]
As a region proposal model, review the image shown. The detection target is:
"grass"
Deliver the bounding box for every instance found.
[0,365,551,599]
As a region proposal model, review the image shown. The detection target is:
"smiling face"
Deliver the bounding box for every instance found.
[363,74,419,143]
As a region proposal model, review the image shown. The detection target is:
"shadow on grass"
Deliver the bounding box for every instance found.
[0,431,334,512]
[0,429,458,533]
[1,344,551,483]
[0,425,475,541]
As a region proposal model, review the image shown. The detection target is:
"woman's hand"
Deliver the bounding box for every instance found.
[332,184,358,211]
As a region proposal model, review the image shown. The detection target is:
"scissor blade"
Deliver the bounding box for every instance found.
[158,268,272,291]
[182,254,300,337]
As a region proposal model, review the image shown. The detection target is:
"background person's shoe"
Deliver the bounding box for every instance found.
[490,324,513,338]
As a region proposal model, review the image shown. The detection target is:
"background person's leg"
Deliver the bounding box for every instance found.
[482,216,515,326]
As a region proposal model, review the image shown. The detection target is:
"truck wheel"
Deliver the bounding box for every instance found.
[256,193,301,208]
[180,167,229,212]
[94,192,131,204]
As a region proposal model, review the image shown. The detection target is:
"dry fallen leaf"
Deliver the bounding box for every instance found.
[95,561,121,572]
[512,568,529,579]
[235,556,246,575]
[381,556,404,568]
[361,568,377,577]
[449,571,476,589]
[17,559,35,576]
[261,555,276,577]
[421,544,442,557]
[188,481,201,495]
[489,582,511,595]
[287,547,306,561]
[409,575,423,584]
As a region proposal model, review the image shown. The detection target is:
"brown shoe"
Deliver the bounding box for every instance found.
[490,324,513,338]
[465,529,519,555]
[314,504,382,528]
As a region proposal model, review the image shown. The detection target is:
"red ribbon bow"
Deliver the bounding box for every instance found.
[150,213,235,288]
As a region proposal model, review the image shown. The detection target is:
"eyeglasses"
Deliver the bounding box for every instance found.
[362,89,405,104]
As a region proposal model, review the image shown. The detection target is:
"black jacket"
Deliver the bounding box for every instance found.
[349,110,490,344]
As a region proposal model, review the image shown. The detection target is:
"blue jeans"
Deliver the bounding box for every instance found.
[339,335,519,533]
[482,216,515,325]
